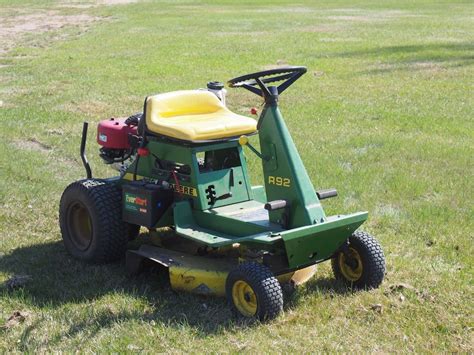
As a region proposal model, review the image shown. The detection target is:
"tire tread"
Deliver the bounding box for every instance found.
[331,230,385,289]
[226,262,283,321]
[59,179,130,263]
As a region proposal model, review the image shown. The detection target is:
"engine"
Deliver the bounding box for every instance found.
[96,115,139,166]
[96,83,226,170]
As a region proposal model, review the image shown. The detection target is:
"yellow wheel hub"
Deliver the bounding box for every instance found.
[232,280,257,317]
[338,247,363,281]
[68,202,93,251]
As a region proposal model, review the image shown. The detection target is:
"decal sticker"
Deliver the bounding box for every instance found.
[124,193,148,213]
[169,183,197,197]
[268,176,291,188]
[99,133,107,142]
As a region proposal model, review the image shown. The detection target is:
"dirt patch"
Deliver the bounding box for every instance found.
[327,11,404,23]
[173,5,230,14]
[0,11,100,36]
[212,31,267,37]
[330,8,365,13]
[253,7,313,14]
[46,128,64,136]
[0,10,101,54]
[13,138,52,153]
[1,311,29,330]
[59,0,139,7]
[410,61,444,71]
[328,15,380,22]
[57,3,97,9]
[98,0,139,4]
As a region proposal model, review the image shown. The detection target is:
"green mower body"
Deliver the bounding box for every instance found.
[119,105,367,271]
[60,67,385,321]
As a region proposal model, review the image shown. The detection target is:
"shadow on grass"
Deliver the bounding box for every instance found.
[317,42,474,74]
[0,240,234,336]
[335,42,474,58]
[0,239,348,343]
[283,276,354,312]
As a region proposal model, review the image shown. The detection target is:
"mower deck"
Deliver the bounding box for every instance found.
[127,244,237,296]
[127,244,318,297]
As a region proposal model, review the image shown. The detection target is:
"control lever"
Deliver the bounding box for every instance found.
[238,135,269,161]
[215,192,233,202]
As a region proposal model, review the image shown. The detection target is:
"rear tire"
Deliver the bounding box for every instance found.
[332,231,385,289]
[59,179,131,263]
[226,262,283,321]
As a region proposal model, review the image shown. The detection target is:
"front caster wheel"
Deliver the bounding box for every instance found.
[226,262,283,321]
[332,231,385,289]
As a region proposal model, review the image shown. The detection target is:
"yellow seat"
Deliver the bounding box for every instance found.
[145,90,257,141]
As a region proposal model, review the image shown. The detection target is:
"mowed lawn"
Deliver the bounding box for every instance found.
[0,0,472,352]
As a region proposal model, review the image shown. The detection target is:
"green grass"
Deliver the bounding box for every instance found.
[0,0,473,352]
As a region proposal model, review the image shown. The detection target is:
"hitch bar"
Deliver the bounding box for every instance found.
[80,122,92,179]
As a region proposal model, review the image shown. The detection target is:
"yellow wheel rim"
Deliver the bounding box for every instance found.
[338,247,363,281]
[68,202,93,251]
[232,280,257,317]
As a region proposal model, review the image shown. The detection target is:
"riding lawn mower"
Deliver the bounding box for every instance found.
[59,66,386,321]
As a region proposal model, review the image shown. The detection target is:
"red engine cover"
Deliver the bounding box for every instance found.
[97,118,137,149]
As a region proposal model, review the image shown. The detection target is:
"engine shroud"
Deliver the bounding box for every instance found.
[97,117,137,149]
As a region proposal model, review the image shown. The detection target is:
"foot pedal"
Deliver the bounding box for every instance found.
[264,200,288,211]
[316,189,337,200]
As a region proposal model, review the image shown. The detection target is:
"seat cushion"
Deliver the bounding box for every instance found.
[145,90,257,141]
